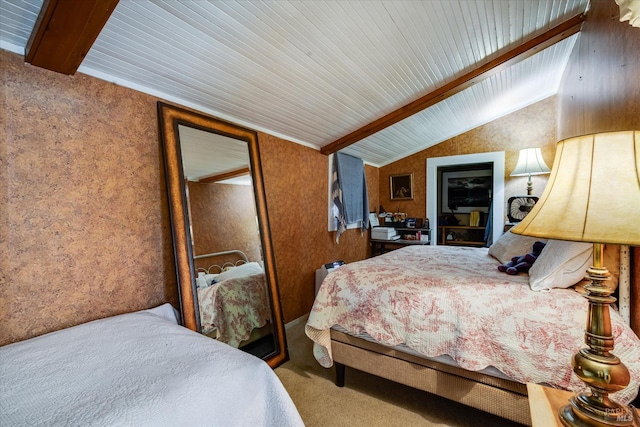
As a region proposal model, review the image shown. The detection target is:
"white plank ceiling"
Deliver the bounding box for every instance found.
[178,124,252,183]
[0,0,590,167]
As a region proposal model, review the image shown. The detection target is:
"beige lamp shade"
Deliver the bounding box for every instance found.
[510,147,551,177]
[615,0,640,27]
[511,131,640,245]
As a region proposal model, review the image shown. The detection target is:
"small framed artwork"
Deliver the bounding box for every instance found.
[390,173,414,200]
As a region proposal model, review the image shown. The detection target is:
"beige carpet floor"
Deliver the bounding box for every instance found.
[275,316,526,427]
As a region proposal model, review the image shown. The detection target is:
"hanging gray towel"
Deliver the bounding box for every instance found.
[333,152,369,243]
[484,201,493,247]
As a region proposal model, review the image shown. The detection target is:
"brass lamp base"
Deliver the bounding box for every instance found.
[560,393,634,426]
[558,243,633,427]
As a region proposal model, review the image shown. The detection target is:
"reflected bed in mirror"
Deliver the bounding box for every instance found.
[195,250,274,358]
[158,102,288,368]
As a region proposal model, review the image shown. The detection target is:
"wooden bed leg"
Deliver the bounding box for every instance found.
[335,362,345,387]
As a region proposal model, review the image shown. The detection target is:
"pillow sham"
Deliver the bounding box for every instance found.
[488,230,548,264]
[528,239,593,291]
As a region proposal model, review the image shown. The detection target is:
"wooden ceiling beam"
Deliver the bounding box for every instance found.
[320,13,585,156]
[199,167,251,183]
[25,0,119,75]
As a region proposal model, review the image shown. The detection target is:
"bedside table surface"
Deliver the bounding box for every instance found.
[527,383,571,427]
[527,383,639,427]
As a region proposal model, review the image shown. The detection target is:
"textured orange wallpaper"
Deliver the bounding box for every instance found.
[257,132,379,322]
[1,51,177,345]
[1,47,379,339]
[187,181,262,269]
[379,96,558,225]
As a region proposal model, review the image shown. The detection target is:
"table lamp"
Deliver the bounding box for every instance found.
[510,147,551,195]
[510,131,640,427]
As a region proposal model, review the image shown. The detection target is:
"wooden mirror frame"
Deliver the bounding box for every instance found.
[158,102,288,368]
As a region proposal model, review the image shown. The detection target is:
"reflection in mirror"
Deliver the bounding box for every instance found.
[158,102,288,368]
[180,126,274,357]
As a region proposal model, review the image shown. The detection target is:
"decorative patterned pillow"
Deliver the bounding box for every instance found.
[529,240,593,291]
[488,230,548,264]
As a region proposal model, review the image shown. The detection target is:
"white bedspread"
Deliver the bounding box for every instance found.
[0,304,303,427]
[306,245,640,405]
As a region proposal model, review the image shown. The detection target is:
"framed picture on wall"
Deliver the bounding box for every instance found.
[441,169,492,213]
[390,173,414,200]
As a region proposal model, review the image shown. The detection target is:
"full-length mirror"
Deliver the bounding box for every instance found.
[158,102,288,368]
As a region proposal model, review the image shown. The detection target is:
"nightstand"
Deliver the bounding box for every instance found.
[527,383,572,426]
[527,383,639,426]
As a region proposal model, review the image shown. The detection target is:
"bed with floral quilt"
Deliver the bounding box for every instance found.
[305,232,640,425]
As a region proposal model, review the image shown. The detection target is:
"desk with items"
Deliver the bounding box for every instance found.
[370,226,430,256]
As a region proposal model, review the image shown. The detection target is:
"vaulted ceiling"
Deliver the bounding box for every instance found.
[0,0,590,167]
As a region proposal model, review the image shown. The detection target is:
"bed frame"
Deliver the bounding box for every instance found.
[194,249,249,274]
[329,246,639,426]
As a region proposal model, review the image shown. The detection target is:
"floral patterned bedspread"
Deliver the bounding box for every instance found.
[305,245,640,404]
[198,273,271,347]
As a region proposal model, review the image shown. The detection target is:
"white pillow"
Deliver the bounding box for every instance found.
[196,273,208,289]
[488,230,547,264]
[529,240,593,291]
[213,262,264,283]
[196,272,219,289]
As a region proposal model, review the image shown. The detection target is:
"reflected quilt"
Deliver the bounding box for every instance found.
[198,272,271,347]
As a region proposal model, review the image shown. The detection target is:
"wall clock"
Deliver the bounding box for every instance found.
[507,196,539,222]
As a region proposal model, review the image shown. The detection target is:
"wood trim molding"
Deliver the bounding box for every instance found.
[25,0,119,75]
[633,247,640,336]
[199,167,251,183]
[321,13,586,155]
